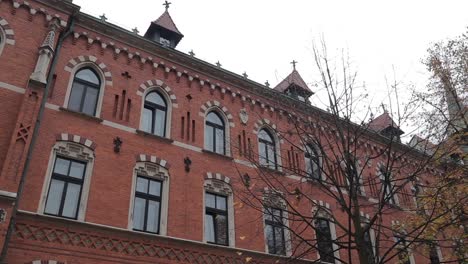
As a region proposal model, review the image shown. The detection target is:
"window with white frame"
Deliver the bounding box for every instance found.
[363,226,376,264]
[132,176,163,233]
[203,177,235,247]
[428,242,441,264]
[395,234,412,264]
[264,207,286,255]
[204,111,226,155]
[258,128,277,170]
[129,161,170,236]
[142,91,167,137]
[40,141,95,221]
[0,27,5,56]
[305,144,321,180]
[315,218,335,263]
[68,68,101,116]
[378,167,398,205]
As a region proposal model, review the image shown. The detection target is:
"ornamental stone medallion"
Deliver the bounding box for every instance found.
[239,108,249,125]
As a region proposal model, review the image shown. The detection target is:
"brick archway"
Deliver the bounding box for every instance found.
[56,133,97,150]
[137,79,178,108]
[64,55,113,86]
[0,16,15,45]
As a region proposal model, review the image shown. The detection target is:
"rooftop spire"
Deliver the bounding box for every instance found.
[274,65,313,103]
[291,60,298,71]
[163,0,172,10]
[144,2,184,48]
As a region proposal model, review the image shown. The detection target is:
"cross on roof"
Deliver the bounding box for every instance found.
[216,61,222,67]
[132,27,139,34]
[188,50,195,57]
[163,0,172,10]
[265,81,270,87]
[242,72,248,78]
[99,13,107,22]
[291,60,298,70]
[121,71,132,79]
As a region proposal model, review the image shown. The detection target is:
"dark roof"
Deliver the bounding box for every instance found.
[274,69,313,95]
[368,112,400,132]
[152,10,183,36]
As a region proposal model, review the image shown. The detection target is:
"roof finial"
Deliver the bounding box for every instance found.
[291,60,298,70]
[380,103,387,113]
[163,0,172,10]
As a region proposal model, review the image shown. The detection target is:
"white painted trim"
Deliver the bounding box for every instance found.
[38,141,95,222]
[45,103,60,111]
[139,86,172,139]
[0,26,5,56]
[0,81,26,94]
[233,159,256,168]
[172,141,202,152]
[0,190,17,199]
[63,62,107,118]
[127,162,170,236]
[102,120,137,133]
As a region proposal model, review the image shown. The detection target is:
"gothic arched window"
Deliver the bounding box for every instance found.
[205,111,225,155]
[258,129,277,169]
[305,144,321,180]
[142,91,167,137]
[68,68,101,116]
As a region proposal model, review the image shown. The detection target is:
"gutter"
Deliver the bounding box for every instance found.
[0,12,77,263]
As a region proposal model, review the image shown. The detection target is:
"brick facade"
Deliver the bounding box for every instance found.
[0,1,456,263]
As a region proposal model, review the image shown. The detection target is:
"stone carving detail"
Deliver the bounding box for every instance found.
[239,108,248,125]
[16,123,31,143]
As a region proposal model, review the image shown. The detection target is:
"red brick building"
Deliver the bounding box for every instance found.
[0,0,458,263]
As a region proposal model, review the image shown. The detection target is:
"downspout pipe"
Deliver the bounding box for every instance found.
[0,12,77,263]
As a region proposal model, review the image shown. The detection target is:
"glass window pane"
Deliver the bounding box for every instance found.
[53,158,70,175]
[154,109,166,137]
[207,112,223,126]
[44,179,65,215]
[62,183,81,218]
[142,108,153,133]
[146,92,166,107]
[82,87,98,116]
[267,144,276,167]
[274,227,285,255]
[215,214,228,245]
[205,193,215,208]
[265,224,275,253]
[205,214,215,243]
[215,128,224,154]
[259,142,267,166]
[149,180,161,197]
[136,177,148,193]
[258,129,272,142]
[133,197,146,230]
[68,83,85,112]
[146,200,160,233]
[216,196,226,211]
[205,127,214,152]
[75,68,100,85]
[69,161,85,179]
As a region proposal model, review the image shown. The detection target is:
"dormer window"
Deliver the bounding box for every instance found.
[159,37,170,47]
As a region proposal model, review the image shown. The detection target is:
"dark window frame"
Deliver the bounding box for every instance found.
[264,207,286,255]
[315,218,335,263]
[205,111,226,155]
[132,175,163,234]
[205,192,229,246]
[305,144,321,180]
[44,156,86,220]
[363,227,375,264]
[258,129,278,170]
[395,235,411,264]
[143,91,168,137]
[68,67,101,116]
[379,167,397,204]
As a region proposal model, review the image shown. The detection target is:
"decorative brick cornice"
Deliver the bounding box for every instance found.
[31,260,65,264]
[64,55,113,86]
[199,100,235,128]
[6,0,68,27]
[0,16,15,45]
[205,172,231,185]
[56,133,96,150]
[136,79,178,108]
[136,154,170,169]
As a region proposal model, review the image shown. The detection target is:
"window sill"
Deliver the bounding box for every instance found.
[59,107,103,123]
[136,129,174,144]
[259,165,284,175]
[202,149,233,160]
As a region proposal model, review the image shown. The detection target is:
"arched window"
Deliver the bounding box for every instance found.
[305,144,321,180]
[205,111,225,155]
[0,29,4,56]
[142,91,167,137]
[68,68,101,116]
[258,129,277,169]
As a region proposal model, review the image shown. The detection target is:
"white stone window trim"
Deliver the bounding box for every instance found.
[257,125,283,172]
[0,26,5,57]
[139,86,173,139]
[127,161,170,236]
[202,175,236,247]
[261,189,292,256]
[360,213,378,263]
[63,62,107,118]
[302,143,324,181]
[312,202,340,264]
[38,141,95,222]
[376,163,400,206]
[203,106,232,157]
[392,234,416,264]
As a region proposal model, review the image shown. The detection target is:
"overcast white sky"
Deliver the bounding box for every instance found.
[73,0,468,137]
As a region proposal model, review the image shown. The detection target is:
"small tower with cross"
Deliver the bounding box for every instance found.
[144,1,184,48]
[273,60,314,103]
